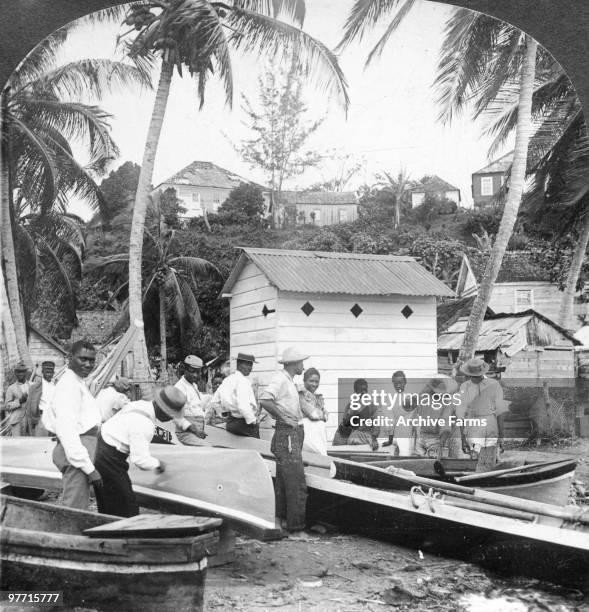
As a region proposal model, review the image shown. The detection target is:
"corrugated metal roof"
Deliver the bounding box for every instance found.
[277,191,358,205]
[437,310,580,352]
[156,161,268,191]
[473,151,513,175]
[222,248,454,297]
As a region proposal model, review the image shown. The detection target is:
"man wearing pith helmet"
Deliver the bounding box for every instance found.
[174,354,208,444]
[456,357,507,472]
[213,352,260,438]
[259,346,309,538]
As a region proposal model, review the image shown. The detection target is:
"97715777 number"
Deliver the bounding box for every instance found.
[1,592,63,606]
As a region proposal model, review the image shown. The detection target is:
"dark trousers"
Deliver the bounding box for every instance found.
[271,422,307,531]
[94,435,138,517]
[226,415,260,438]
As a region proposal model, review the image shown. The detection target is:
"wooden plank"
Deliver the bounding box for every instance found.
[231,300,277,321]
[231,272,273,295]
[84,514,222,538]
[229,285,277,308]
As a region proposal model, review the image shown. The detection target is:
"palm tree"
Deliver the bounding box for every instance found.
[120,0,349,389]
[374,168,411,229]
[1,28,151,364]
[433,12,538,363]
[86,211,220,381]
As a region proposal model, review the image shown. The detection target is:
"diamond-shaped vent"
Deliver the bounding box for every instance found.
[350,303,363,318]
[401,305,414,319]
[301,301,314,316]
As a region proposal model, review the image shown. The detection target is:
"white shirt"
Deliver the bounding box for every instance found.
[259,370,303,422]
[213,371,257,424]
[44,369,101,475]
[100,400,160,470]
[38,379,55,414]
[175,376,205,431]
[96,386,130,422]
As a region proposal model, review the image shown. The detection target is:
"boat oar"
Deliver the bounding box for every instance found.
[455,459,574,483]
[378,464,589,527]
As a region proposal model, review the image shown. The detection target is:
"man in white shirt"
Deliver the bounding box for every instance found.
[35,361,56,436]
[96,376,132,422]
[259,346,309,536]
[174,355,207,445]
[4,362,30,436]
[94,385,185,517]
[216,353,259,438]
[43,341,103,510]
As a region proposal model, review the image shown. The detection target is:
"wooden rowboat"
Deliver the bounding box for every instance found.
[0,493,220,612]
[0,438,280,540]
[156,424,589,585]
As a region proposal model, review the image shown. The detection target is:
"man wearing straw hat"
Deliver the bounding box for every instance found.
[94,385,186,517]
[259,346,309,536]
[214,352,259,438]
[4,362,30,436]
[457,358,508,472]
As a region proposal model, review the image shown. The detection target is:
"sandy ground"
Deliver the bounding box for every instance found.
[206,441,589,612]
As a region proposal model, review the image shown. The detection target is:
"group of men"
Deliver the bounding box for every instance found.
[382,358,507,471]
[3,341,310,537]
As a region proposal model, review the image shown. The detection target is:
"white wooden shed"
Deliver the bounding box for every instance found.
[221,247,454,439]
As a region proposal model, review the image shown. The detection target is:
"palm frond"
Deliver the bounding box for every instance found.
[169,255,221,284]
[31,59,153,100]
[226,8,349,110]
[84,254,130,274]
[338,0,403,50]
[233,0,306,26]
[365,0,416,67]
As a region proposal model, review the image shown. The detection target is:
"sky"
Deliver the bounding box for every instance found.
[51,0,514,219]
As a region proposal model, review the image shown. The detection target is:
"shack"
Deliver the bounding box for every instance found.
[437,309,580,381]
[29,326,67,368]
[221,247,454,438]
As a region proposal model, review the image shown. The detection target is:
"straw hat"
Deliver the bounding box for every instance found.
[184,355,203,369]
[236,352,257,363]
[461,358,489,377]
[278,347,309,364]
[154,386,186,419]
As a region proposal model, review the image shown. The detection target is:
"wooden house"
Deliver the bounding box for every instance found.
[221,247,454,439]
[274,191,359,227]
[409,176,461,208]
[471,152,513,208]
[455,252,588,331]
[153,161,270,219]
[437,310,580,382]
[29,326,67,368]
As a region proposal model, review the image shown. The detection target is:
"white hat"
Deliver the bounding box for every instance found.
[278,346,309,364]
[184,355,203,368]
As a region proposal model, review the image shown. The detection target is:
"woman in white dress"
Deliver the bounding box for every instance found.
[298,368,328,455]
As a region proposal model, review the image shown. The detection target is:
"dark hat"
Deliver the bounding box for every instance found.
[461,358,490,377]
[154,385,186,419]
[236,352,257,364]
[41,361,56,369]
[14,362,28,372]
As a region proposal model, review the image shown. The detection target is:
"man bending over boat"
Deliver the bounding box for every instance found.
[174,355,208,444]
[43,341,103,510]
[259,347,308,537]
[212,353,260,438]
[94,385,185,517]
[456,358,507,472]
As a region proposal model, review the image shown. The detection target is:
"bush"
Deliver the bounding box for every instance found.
[218,183,265,226]
[460,207,503,237]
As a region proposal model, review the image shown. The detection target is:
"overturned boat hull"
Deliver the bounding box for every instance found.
[0,438,280,540]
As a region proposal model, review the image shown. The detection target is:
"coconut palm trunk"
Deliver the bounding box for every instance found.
[129,56,174,394]
[458,36,538,364]
[158,286,168,383]
[1,92,31,365]
[559,210,589,331]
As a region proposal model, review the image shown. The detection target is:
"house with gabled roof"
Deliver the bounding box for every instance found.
[275,191,359,226]
[455,252,588,330]
[409,175,461,208]
[221,247,454,439]
[153,161,270,218]
[472,151,513,208]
